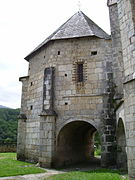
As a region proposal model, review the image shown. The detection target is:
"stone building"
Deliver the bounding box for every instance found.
[107,0,135,179]
[18,1,135,179]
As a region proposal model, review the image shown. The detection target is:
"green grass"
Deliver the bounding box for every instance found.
[0,153,129,179]
[0,153,46,177]
[94,148,101,156]
[45,169,129,180]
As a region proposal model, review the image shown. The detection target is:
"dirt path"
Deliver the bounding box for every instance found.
[0,169,65,180]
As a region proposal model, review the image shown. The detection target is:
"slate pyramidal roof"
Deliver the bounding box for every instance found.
[25,11,110,61]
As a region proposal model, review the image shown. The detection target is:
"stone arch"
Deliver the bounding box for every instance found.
[57,118,101,137]
[54,119,102,167]
[116,118,128,171]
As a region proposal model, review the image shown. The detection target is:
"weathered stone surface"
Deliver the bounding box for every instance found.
[108,0,135,178]
[18,31,115,168]
[18,3,135,179]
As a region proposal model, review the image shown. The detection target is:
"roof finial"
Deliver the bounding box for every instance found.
[77,0,81,11]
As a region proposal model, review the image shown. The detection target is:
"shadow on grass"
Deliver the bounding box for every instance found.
[84,168,128,175]
[45,169,129,180]
[52,161,128,180]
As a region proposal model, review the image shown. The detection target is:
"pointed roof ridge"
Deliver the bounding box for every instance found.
[80,11,110,39]
[25,11,110,61]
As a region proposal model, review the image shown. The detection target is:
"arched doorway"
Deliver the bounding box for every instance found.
[54,121,101,167]
[116,118,127,171]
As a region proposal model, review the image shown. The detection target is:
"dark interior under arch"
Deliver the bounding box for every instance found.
[53,121,101,167]
[116,118,128,171]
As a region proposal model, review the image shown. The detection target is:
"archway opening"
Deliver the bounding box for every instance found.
[116,118,128,171]
[54,121,101,167]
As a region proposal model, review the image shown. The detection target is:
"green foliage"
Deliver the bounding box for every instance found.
[0,108,20,144]
[94,148,101,156]
[94,131,101,148]
[45,169,129,180]
[0,153,46,177]
[94,131,101,156]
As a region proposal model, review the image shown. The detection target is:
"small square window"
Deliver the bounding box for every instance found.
[58,51,60,55]
[91,51,97,56]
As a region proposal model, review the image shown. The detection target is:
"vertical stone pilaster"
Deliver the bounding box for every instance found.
[101,62,116,167]
[17,118,26,161]
[101,100,116,167]
[39,67,57,167]
[42,67,56,115]
[124,81,135,180]
[17,76,29,161]
[19,76,29,114]
[108,0,124,100]
[39,116,56,168]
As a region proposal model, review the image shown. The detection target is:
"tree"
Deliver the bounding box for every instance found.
[0,108,20,144]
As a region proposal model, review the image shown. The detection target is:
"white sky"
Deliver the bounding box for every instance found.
[0,0,110,109]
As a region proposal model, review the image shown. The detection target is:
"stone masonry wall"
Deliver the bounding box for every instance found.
[0,144,16,153]
[17,76,28,161]
[112,0,135,179]
[117,0,135,76]
[108,0,124,99]
[18,36,116,167]
[123,81,135,179]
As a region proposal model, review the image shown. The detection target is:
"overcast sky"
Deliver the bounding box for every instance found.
[0,0,110,109]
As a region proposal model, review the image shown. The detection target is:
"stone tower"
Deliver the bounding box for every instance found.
[108,0,135,179]
[18,11,117,168]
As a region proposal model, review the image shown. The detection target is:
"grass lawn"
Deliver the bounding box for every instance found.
[45,169,129,180]
[0,153,46,177]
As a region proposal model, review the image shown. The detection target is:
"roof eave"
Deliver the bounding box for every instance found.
[24,34,111,61]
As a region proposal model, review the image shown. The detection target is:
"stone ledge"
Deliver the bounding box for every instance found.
[19,76,29,82]
[115,98,124,111]
[62,93,109,98]
[124,72,135,84]
[18,114,27,120]
[39,110,57,116]
[107,0,117,6]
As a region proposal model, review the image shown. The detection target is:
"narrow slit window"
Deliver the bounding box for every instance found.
[77,63,84,82]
